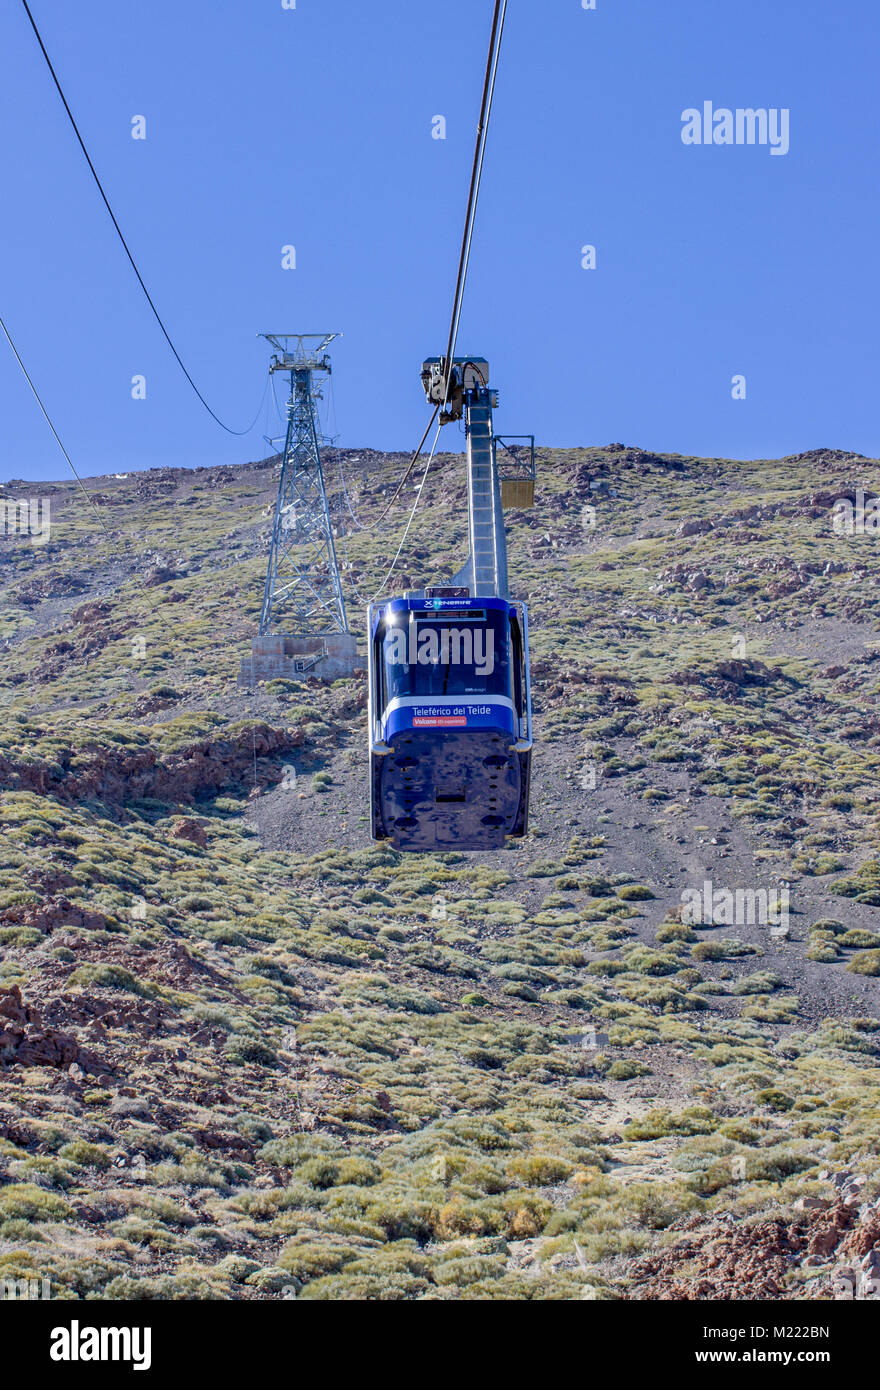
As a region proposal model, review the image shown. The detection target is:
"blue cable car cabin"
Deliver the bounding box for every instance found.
[368,593,532,851]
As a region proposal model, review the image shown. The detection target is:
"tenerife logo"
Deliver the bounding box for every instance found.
[681,102,790,156]
[386,625,495,676]
[50,1321,152,1371]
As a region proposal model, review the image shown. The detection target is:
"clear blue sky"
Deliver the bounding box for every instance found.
[1,0,878,483]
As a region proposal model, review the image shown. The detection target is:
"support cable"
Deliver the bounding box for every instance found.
[368,418,443,602]
[369,0,508,592]
[440,0,508,408]
[0,311,117,549]
[445,0,508,386]
[0,310,268,698]
[20,0,264,437]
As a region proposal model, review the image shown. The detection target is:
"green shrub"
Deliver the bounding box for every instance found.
[507,1154,573,1185]
[605,1060,651,1081]
[656,922,695,943]
[434,1255,506,1286]
[68,964,153,996]
[501,982,539,1002]
[58,1140,111,1169]
[755,1088,794,1111]
[224,1036,279,1067]
[0,1184,72,1223]
[806,942,839,963]
[732,971,781,996]
[277,1242,355,1282]
[839,930,880,949]
[847,951,880,977]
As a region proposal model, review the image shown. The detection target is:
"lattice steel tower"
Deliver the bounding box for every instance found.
[258,334,349,637]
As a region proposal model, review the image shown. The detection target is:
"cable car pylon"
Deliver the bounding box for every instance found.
[241,334,362,685]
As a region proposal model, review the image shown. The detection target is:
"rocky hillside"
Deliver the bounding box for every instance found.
[1,442,880,1301]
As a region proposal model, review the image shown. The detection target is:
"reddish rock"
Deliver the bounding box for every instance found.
[143,564,183,587]
[15,1027,81,1068]
[0,985,104,1074]
[626,1202,865,1301]
[839,1216,880,1260]
[23,868,76,894]
[0,724,303,805]
[0,896,107,936]
[71,601,113,627]
[193,1128,255,1159]
[170,818,208,849]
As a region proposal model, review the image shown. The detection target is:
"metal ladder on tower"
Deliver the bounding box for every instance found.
[420,355,509,601]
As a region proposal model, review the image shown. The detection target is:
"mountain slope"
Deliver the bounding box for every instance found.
[1,443,879,1301]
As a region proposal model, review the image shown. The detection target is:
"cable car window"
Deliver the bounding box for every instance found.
[509,611,524,718]
[381,610,512,699]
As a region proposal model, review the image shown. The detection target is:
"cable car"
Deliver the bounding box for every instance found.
[368,589,532,851]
